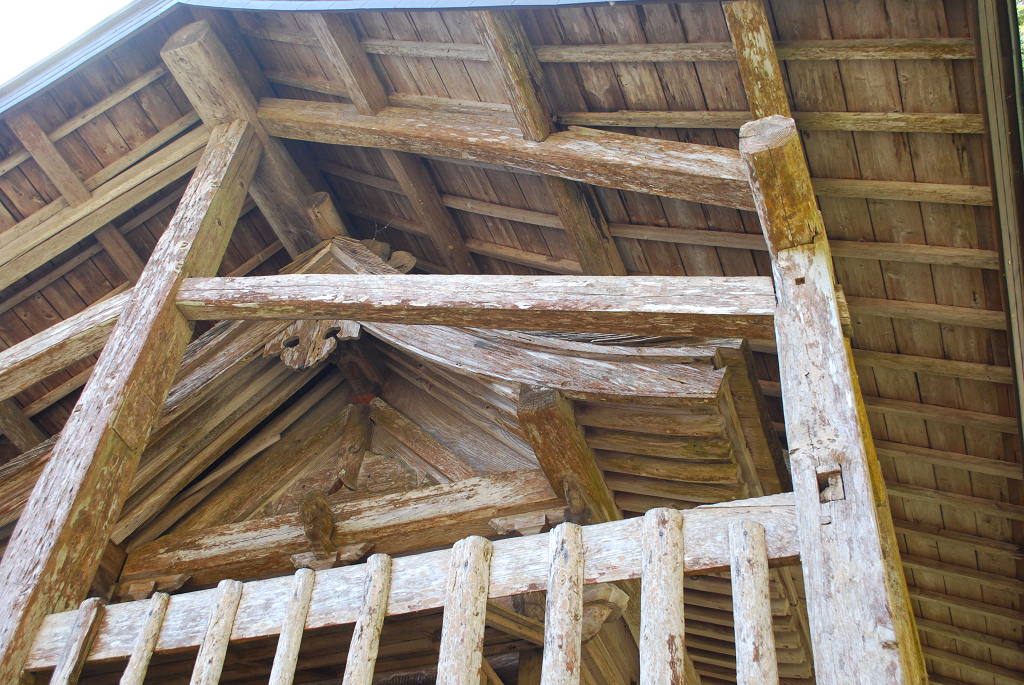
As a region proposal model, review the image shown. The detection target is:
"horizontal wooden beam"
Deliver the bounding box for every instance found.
[122,470,558,587]
[27,493,798,670]
[324,161,1000,270]
[174,273,776,338]
[557,110,986,134]
[238,27,974,62]
[887,481,1024,521]
[0,65,169,178]
[0,290,131,404]
[258,100,755,210]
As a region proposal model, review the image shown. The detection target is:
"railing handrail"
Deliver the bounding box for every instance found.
[26,493,797,671]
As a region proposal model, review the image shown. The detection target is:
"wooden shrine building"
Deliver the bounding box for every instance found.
[0,0,1021,683]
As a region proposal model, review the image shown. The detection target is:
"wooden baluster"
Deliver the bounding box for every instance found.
[640,508,686,685]
[267,569,316,685]
[341,554,393,685]
[541,523,584,685]
[190,579,243,685]
[120,592,170,685]
[51,597,105,685]
[437,537,494,685]
[729,521,778,685]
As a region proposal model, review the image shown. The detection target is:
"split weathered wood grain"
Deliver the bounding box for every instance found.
[257,100,755,211]
[174,273,776,339]
[0,120,262,684]
[119,592,169,685]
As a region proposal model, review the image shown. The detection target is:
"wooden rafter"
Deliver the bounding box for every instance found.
[308,12,478,275]
[0,119,264,683]
[472,10,626,276]
[160,20,340,257]
[5,109,92,207]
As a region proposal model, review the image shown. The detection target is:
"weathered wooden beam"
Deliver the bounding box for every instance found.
[27,494,799,670]
[540,524,584,685]
[309,12,477,274]
[0,399,46,452]
[518,387,618,525]
[0,126,209,292]
[161,21,327,256]
[174,273,775,338]
[738,115,925,684]
[0,120,263,684]
[94,224,146,283]
[258,99,754,210]
[235,27,976,62]
[120,470,563,588]
[369,397,478,482]
[6,110,92,207]
[0,290,130,404]
[437,537,493,685]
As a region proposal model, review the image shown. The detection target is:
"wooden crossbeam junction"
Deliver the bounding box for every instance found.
[25,494,798,670]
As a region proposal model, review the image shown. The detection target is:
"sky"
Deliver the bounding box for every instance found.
[0,0,140,88]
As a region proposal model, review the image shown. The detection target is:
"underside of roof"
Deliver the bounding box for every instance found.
[0,0,1022,684]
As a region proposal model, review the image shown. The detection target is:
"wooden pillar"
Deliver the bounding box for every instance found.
[342,554,393,685]
[639,509,685,685]
[472,10,627,277]
[308,13,478,275]
[738,115,926,683]
[724,4,924,680]
[0,120,263,684]
[161,20,335,256]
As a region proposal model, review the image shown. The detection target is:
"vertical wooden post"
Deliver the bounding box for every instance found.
[0,120,263,684]
[50,597,104,685]
[341,554,393,685]
[119,592,170,685]
[267,568,316,685]
[738,115,926,683]
[728,521,777,685]
[191,579,243,685]
[639,509,686,685]
[540,523,584,685]
[437,536,494,685]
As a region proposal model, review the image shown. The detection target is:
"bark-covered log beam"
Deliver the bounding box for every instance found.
[0,120,263,684]
[257,99,755,210]
[27,493,798,670]
[174,273,775,338]
[120,470,562,587]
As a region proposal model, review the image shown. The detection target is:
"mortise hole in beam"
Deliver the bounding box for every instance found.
[795,277,806,285]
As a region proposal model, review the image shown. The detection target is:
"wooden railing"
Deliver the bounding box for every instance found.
[26,494,798,684]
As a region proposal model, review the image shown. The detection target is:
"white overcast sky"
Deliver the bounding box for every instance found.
[0,0,140,88]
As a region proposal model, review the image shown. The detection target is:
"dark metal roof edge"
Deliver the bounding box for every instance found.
[0,0,180,116]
